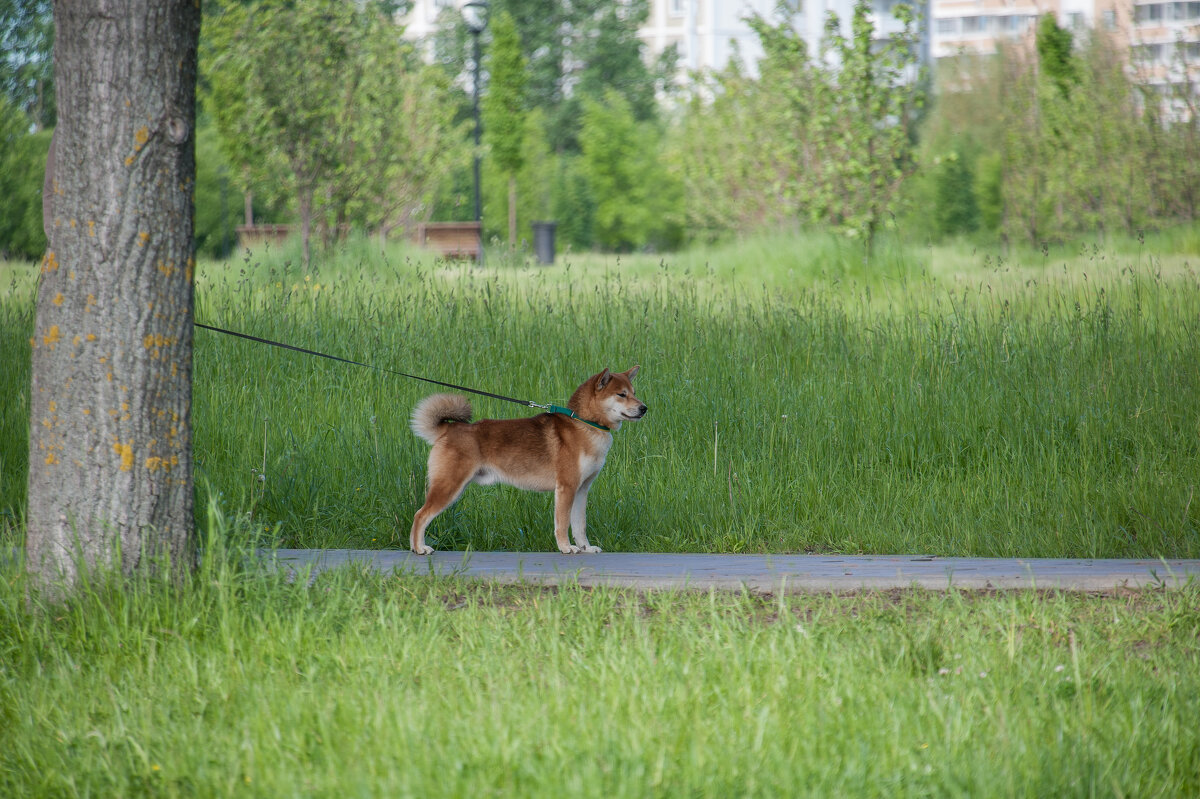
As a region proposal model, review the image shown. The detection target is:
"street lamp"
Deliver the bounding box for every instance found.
[463,0,489,263]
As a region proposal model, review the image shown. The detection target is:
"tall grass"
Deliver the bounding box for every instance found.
[4,237,1198,797]
[2,231,1199,556]
[2,506,1198,796]
[0,262,35,538]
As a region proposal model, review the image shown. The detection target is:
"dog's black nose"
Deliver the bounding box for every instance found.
[638,404,648,415]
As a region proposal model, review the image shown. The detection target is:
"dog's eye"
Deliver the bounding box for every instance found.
[618,392,627,398]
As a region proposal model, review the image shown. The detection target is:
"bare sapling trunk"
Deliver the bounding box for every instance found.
[27,1,202,596]
[508,175,517,247]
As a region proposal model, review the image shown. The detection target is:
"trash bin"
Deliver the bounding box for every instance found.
[532,221,556,265]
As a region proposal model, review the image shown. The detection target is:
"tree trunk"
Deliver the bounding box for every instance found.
[27,1,201,596]
[508,175,518,247]
[298,186,313,269]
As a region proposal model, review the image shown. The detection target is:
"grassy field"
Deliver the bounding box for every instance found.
[3,230,1199,556]
[2,512,1199,797]
[3,235,1199,796]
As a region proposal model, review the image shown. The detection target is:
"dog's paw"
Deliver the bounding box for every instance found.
[579,545,603,554]
[559,544,582,554]
[411,544,435,556]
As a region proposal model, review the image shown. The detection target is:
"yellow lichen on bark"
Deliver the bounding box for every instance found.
[113,441,134,472]
[42,325,61,347]
[145,454,180,473]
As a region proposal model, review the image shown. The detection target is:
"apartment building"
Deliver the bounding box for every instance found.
[399,1,1196,107]
[929,0,1198,114]
[930,0,1113,59]
[639,0,930,76]
[1127,0,1200,107]
[399,0,931,79]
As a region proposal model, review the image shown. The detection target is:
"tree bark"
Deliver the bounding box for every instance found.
[27,1,201,596]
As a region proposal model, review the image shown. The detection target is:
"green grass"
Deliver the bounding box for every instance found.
[2,230,1200,556]
[3,235,1199,795]
[2,510,1198,797]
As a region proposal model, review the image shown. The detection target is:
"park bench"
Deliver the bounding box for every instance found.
[236,224,292,250]
[415,221,482,261]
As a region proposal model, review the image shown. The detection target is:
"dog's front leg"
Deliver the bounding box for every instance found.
[553,483,583,554]
[568,476,601,553]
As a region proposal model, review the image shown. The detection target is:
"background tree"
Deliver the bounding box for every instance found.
[579,89,681,251]
[674,49,808,240]
[0,0,55,130]
[1036,13,1077,99]
[678,2,923,250]
[481,10,528,246]
[27,0,201,595]
[205,0,357,267]
[205,0,464,261]
[0,96,51,260]
[817,0,925,250]
[320,11,466,242]
[485,0,670,153]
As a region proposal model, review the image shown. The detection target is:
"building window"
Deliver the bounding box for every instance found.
[1067,11,1084,28]
[1103,9,1117,28]
[962,15,982,32]
[1134,42,1165,60]
[936,17,958,33]
[670,0,686,16]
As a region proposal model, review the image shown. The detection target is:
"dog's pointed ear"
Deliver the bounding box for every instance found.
[624,365,640,381]
[596,368,613,390]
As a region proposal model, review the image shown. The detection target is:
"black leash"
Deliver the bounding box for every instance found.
[194,321,543,409]
[193,322,612,430]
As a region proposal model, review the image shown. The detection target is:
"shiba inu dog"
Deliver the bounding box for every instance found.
[408,367,646,555]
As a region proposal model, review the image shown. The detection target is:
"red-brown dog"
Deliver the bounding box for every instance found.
[408,367,646,554]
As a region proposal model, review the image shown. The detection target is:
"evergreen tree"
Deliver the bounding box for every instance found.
[481,11,528,246]
[1036,14,1077,99]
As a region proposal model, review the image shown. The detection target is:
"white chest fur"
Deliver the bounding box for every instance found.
[577,435,613,481]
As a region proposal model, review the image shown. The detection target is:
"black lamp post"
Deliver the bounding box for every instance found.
[463,0,489,262]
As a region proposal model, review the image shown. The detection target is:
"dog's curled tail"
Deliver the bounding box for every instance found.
[410,393,472,444]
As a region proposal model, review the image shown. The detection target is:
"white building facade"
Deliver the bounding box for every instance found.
[400,0,931,79]
[638,0,930,77]
[399,1,1197,108]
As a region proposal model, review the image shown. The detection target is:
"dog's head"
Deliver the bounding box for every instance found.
[584,366,646,430]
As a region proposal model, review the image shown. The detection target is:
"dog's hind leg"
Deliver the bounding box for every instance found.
[410,454,474,555]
